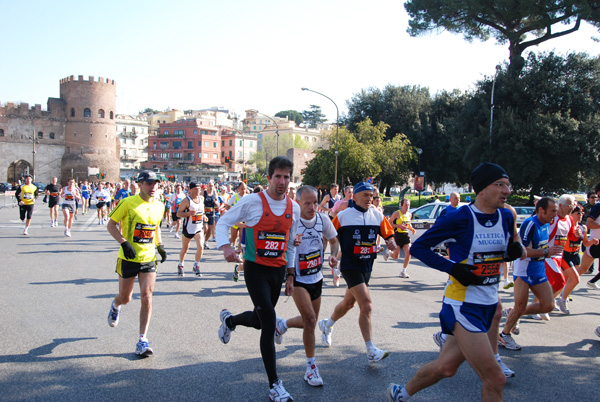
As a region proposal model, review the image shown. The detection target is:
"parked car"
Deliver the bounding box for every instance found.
[0,182,13,192]
[33,182,46,193]
[514,206,535,227]
[409,201,468,230]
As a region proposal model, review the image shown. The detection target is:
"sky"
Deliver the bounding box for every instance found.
[2,0,600,123]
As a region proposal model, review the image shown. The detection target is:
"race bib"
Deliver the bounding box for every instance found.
[471,251,503,285]
[50,192,59,197]
[554,235,567,247]
[298,250,323,276]
[133,223,156,243]
[192,213,204,223]
[23,193,33,200]
[353,241,377,256]
[256,231,286,258]
[204,207,214,213]
[65,194,74,200]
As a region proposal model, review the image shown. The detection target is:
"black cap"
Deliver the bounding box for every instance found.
[137,171,159,183]
[189,182,198,189]
[471,163,509,194]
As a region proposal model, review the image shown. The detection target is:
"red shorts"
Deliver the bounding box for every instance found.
[545,257,566,292]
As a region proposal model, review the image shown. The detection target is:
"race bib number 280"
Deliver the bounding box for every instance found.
[299,251,323,275]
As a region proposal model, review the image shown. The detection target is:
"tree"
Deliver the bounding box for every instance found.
[140,107,160,114]
[275,110,304,126]
[302,105,327,128]
[404,0,600,76]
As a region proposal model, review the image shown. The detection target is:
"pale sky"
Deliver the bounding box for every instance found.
[2,0,599,123]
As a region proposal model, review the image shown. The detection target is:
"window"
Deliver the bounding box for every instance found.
[221,151,224,157]
[253,126,256,130]
[0,129,4,137]
[187,153,194,161]
[98,109,105,118]
[160,142,168,149]
[222,140,225,146]
[187,141,193,149]
[228,151,232,157]
[37,132,43,139]
[49,132,55,139]
[173,152,182,159]
[229,140,232,146]
[160,152,169,160]
[213,154,218,159]
[83,108,91,118]
[213,142,217,147]
[194,129,198,135]
[132,127,136,134]
[163,130,169,135]
[258,134,262,139]
[204,153,209,158]
[110,111,114,119]
[238,151,242,159]
[204,141,209,147]
[173,141,182,149]
[198,152,202,158]
[174,129,184,135]
[70,108,75,117]
[153,142,157,150]
[198,141,202,147]
[239,140,243,146]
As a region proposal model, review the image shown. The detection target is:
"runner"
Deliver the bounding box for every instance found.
[387,162,523,402]
[16,174,37,235]
[114,179,131,206]
[60,178,81,237]
[318,183,340,218]
[272,185,339,387]
[92,182,112,224]
[330,185,354,218]
[385,198,416,278]
[169,184,185,239]
[579,182,600,287]
[216,156,300,402]
[162,185,172,229]
[176,182,206,277]
[45,177,60,227]
[226,181,248,250]
[106,171,167,357]
[80,180,91,215]
[499,197,558,350]
[203,181,220,250]
[318,181,396,363]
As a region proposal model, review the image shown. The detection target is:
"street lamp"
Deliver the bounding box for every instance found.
[251,109,279,156]
[489,64,501,159]
[301,87,339,185]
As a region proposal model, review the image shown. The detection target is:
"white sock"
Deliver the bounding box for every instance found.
[307,357,315,366]
[139,334,147,342]
[398,386,411,401]
[365,340,375,351]
[194,261,200,267]
[280,319,288,330]
[326,318,335,328]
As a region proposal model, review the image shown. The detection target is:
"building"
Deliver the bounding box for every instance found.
[143,118,226,182]
[115,114,150,178]
[0,75,120,184]
[220,129,258,181]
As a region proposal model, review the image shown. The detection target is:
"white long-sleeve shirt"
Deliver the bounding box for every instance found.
[216,190,300,268]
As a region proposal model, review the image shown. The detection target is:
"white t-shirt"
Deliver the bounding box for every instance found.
[294,213,337,284]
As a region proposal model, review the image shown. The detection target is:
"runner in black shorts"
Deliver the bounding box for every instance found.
[271,185,339,388]
[45,177,61,227]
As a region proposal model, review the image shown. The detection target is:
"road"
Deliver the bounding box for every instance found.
[0,204,598,401]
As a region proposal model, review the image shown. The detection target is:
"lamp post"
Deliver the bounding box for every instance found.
[301,87,339,185]
[416,148,422,206]
[251,109,279,156]
[489,64,501,160]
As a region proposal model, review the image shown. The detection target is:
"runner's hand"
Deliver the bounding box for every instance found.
[329,255,338,268]
[450,263,479,286]
[120,241,136,259]
[157,244,167,263]
[385,237,398,252]
[504,241,524,262]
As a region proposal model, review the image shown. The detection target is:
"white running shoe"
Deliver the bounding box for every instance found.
[318,319,333,347]
[193,263,202,277]
[540,313,551,321]
[497,358,515,378]
[387,383,407,402]
[502,307,512,318]
[50,221,54,228]
[274,317,287,345]
[399,270,409,278]
[498,333,521,350]
[23,228,28,235]
[218,309,233,344]
[304,364,323,387]
[556,297,570,314]
[169,225,173,233]
[174,233,180,239]
[587,281,600,289]
[367,347,389,363]
[529,313,542,320]
[177,264,184,276]
[383,251,389,261]
[433,331,446,351]
[503,280,514,290]
[135,340,153,357]
[107,303,121,327]
[269,379,293,402]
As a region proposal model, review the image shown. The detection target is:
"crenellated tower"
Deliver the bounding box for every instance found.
[59,75,120,183]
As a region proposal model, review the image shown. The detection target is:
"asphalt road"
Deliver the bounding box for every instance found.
[0,204,599,401]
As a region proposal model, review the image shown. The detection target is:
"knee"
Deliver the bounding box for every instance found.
[483,370,506,390]
[139,290,153,306]
[360,301,373,316]
[542,299,555,313]
[303,314,317,331]
[434,361,459,379]
[341,299,356,311]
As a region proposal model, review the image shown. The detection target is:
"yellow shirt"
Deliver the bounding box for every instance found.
[109,194,164,263]
[20,184,37,205]
[395,210,411,233]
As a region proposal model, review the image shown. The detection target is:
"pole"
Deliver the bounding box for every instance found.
[253,110,279,157]
[301,88,339,185]
[489,65,501,160]
[32,130,36,180]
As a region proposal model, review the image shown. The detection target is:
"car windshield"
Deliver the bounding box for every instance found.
[413,204,436,220]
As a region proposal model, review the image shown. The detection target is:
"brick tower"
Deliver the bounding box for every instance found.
[59,75,120,184]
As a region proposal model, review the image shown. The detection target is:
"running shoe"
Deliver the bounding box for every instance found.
[50,221,54,228]
[587,281,600,289]
[193,263,202,277]
[218,309,233,344]
[556,297,570,314]
[169,225,173,233]
[174,233,180,239]
[107,303,121,327]
[502,307,512,318]
[433,331,446,351]
[54,220,58,227]
[595,325,600,338]
[497,358,515,378]
[383,251,389,261]
[318,319,333,347]
[274,317,287,345]
[177,264,184,276]
[233,264,239,282]
[540,313,551,321]
[304,364,323,387]
[367,347,389,362]
[65,229,71,237]
[135,340,153,357]
[74,215,77,221]
[498,333,521,350]
[387,383,407,402]
[511,320,520,336]
[503,280,514,290]
[399,270,410,278]
[23,228,28,235]
[529,313,542,320]
[204,243,210,250]
[269,379,293,402]
[98,220,102,225]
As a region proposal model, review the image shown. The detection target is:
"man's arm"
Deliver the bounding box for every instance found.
[107,219,127,244]
[318,194,331,212]
[176,198,191,218]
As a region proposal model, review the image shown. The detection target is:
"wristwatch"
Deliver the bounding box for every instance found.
[543,248,549,257]
[286,271,296,280]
